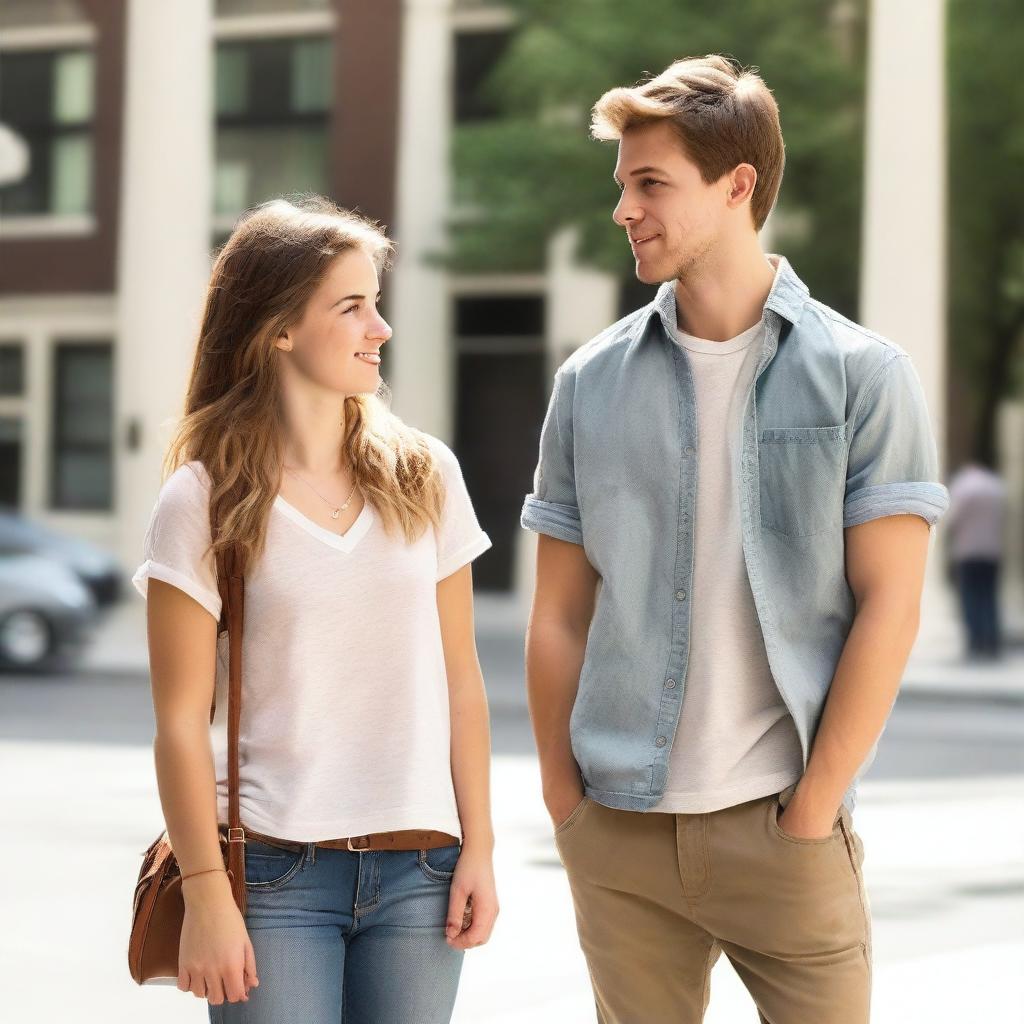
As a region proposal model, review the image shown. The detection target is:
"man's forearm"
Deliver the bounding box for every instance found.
[793,595,921,819]
[524,617,588,798]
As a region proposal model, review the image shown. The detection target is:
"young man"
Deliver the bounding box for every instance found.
[520,55,949,1024]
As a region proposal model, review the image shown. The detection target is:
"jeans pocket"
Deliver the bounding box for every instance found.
[243,839,307,891]
[417,843,462,883]
[758,424,847,538]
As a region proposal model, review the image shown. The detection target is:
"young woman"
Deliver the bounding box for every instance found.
[132,195,499,1022]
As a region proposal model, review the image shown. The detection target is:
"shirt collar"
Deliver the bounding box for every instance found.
[639,252,810,342]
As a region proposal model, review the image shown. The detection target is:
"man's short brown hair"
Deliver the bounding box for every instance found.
[591,55,785,231]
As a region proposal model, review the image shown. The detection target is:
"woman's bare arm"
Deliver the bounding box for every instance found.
[437,562,498,950]
[147,579,226,893]
[146,578,256,1003]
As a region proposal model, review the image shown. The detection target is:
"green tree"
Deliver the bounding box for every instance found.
[947,0,1024,465]
[449,0,868,317]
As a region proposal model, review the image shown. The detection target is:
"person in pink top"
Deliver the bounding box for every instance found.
[946,457,1008,660]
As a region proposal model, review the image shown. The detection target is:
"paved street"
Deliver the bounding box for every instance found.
[1,598,1022,1022]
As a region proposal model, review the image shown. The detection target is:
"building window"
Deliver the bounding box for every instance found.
[0,417,24,510]
[0,343,26,397]
[454,29,512,123]
[50,341,113,511]
[214,35,332,219]
[215,0,329,14]
[0,48,95,216]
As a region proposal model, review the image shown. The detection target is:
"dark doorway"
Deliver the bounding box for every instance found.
[453,295,546,591]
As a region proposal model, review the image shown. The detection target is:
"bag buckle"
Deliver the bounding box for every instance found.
[227,827,245,843]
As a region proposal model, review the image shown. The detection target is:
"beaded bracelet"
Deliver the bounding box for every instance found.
[181,866,228,882]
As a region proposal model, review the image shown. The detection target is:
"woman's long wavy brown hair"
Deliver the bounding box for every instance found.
[161,194,444,582]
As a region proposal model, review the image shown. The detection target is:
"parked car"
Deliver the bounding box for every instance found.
[0,553,98,671]
[0,511,122,606]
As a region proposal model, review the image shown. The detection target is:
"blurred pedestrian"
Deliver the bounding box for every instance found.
[946,458,1007,660]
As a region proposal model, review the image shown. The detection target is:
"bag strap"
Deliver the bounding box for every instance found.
[213,540,246,911]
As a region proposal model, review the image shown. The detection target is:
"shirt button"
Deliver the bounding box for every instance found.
[684,445,695,456]
[655,736,667,747]
[675,590,687,600]
[665,678,676,688]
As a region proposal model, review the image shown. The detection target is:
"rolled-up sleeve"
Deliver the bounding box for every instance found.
[843,351,950,528]
[520,368,583,546]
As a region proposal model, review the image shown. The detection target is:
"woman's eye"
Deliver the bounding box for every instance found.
[341,305,359,315]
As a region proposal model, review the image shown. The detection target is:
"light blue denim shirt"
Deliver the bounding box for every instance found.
[520,253,950,814]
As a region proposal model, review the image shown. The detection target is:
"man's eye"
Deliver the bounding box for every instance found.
[642,178,662,188]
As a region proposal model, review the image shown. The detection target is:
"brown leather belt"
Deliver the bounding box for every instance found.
[220,824,461,853]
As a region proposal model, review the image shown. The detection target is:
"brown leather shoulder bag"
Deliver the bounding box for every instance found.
[127,541,248,985]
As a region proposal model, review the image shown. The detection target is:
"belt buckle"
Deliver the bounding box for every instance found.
[347,835,371,851]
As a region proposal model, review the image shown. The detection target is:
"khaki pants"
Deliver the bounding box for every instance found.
[553,784,872,1023]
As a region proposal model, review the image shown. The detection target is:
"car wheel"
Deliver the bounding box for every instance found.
[0,609,53,669]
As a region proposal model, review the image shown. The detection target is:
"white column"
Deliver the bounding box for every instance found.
[998,401,1024,638]
[545,226,618,372]
[860,0,955,659]
[861,0,946,397]
[388,0,453,439]
[117,0,213,563]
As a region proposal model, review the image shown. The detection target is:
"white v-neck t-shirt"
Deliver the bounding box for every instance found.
[131,434,492,842]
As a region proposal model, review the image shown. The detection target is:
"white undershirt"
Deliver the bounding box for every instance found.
[132,435,492,842]
[657,313,804,813]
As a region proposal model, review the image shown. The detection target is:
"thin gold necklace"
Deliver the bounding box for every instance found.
[282,465,357,520]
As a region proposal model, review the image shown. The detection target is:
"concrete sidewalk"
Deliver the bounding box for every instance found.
[25,593,1020,1022]
[2,741,1020,1023]
[83,591,1024,701]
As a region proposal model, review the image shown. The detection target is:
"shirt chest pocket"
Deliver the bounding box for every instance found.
[757,425,848,539]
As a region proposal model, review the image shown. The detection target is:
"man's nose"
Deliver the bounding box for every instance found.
[613,195,642,227]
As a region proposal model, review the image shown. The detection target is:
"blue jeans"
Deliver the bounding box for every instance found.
[956,557,1002,656]
[208,837,465,1023]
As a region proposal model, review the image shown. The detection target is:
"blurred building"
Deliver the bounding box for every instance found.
[0,0,1020,630]
[0,0,576,597]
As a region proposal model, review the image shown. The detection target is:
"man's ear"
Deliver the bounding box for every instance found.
[728,163,757,206]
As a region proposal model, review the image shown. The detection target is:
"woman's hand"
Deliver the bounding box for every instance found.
[445,842,499,951]
[178,872,259,1005]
